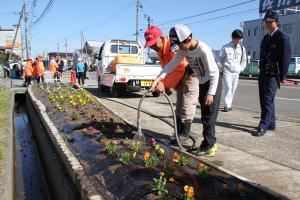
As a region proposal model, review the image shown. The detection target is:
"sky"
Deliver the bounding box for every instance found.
[1,0,262,57]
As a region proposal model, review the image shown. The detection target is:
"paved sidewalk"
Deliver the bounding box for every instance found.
[96,93,300,200]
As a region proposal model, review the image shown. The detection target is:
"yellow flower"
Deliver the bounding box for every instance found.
[159,148,165,155]
[143,152,150,161]
[172,152,180,162]
[160,172,165,177]
[154,144,160,150]
[184,185,195,197]
[131,151,137,159]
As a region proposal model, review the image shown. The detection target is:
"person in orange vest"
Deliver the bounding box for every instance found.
[49,56,59,82]
[144,26,199,144]
[34,54,45,84]
[23,57,34,87]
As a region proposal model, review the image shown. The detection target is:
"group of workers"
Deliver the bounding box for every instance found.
[23,55,65,86]
[147,10,291,157]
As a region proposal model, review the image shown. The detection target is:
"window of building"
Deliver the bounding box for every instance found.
[248,51,251,56]
[253,51,256,59]
[282,24,292,34]
[254,28,257,36]
[248,29,251,36]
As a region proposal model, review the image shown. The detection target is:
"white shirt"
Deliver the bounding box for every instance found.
[270,28,279,36]
[158,40,219,95]
[217,41,247,73]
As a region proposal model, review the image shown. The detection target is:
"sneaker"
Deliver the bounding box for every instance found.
[223,107,230,112]
[195,144,218,157]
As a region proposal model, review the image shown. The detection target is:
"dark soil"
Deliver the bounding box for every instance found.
[31,84,281,200]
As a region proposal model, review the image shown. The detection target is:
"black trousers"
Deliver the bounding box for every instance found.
[24,76,32,86]
[77,72,84,86]
[258,74,278,129]
[198,76,222,149]
[36,75,44,84]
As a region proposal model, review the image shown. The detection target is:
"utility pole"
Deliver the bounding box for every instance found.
[57,42,60,57]
[64,38,68,60]
[144,14,153,59]
[135,0,141,41]
[23,1,30,58]
[80,31,84,59]
[8,4,24,61]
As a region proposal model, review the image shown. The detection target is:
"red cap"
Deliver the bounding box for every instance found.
[144,26,162,48]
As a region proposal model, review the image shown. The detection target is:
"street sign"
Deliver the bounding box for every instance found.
[259,0,300,13]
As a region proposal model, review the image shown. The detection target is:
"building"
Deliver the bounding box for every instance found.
[0,26,22,57]
[242,12,300,60]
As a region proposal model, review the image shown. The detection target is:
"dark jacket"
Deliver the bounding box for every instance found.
[259,29,291,81]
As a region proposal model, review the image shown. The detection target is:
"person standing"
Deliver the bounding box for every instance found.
[217,29,247,112]
[23,57,34,87]
[255,11,291,136]
[57,56,64,78]
[49,57,59,82]
[76,58,85,86]
[152,24,221,157]
[34,54,45,84]
[144,26,199,143]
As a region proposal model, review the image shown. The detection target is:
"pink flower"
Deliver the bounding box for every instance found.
[150,137,156,146]
[83,128,87,133]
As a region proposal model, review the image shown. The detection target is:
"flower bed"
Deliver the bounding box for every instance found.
[31,83,278,200]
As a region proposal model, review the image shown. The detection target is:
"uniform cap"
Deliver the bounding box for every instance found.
[144,26,163,48]
[169,24,192,52]
[263,11,279,22]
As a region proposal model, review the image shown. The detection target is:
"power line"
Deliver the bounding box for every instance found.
[119,7,258,39]
[156,0,256,26]
[30,0,55,28]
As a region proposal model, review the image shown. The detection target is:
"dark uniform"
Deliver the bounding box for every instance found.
[257,11,291,136]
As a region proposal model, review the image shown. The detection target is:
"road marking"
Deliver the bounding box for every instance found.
[276,97,300,102]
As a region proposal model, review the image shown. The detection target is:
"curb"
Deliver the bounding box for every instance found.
[27,88,106,200]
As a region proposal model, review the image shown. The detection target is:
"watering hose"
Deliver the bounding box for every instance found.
[136,90,195,151]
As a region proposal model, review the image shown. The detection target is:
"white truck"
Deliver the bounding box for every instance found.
[96,39,162,97]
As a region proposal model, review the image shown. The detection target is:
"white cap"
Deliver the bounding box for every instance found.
[169,24,192,51]
[78,58,82,62]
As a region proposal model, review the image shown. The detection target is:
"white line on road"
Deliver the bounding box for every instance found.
[276,97,300,102]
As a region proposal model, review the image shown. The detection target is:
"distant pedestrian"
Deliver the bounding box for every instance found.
[57,56,64,78]
[217,29,247,112]
[34,54,45,84]
[84,62,88,79]
[254,11,291,137]
[23,57,34,87]
[70,67,76,85]
[49,57,59,82]
[76,58,85,86]
[2,60,11,78]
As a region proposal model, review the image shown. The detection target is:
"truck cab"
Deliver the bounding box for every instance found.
[96,40,162,97]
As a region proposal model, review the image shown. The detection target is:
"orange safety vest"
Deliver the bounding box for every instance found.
[34,60,45,76]
[158,36,187,89]
[49,62,58,74]
[24,61,34,76]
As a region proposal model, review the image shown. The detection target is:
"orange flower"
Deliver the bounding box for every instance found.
[143,151,150,161]
[160,172,165,177]
[168,177,175,183]
[102,139,110,145]
[184,185,195,197]
[162,163,167,169]
[172,152,180,162]
[197,163,205,169]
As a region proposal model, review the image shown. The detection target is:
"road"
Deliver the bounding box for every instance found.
[85,71,300,120]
